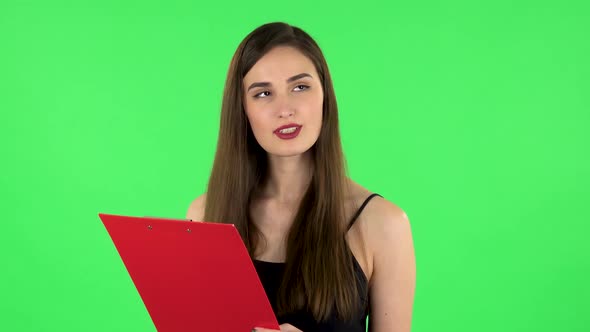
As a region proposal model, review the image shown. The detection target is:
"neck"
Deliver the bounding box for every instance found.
[260,151,313,204]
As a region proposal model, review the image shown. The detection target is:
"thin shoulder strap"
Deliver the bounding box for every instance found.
[347,193,382,231]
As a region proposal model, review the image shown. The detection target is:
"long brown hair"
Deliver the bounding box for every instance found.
[204,22,362,321]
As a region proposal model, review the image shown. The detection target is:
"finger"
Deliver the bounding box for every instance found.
[252,323,303,332]
[279,324,303,332]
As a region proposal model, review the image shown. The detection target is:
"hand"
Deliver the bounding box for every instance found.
[253,323,303,332]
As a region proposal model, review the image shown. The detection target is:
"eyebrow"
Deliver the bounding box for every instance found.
[246,73,313,92]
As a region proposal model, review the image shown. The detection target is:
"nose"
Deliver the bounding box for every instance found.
[276,95,295,118]
[279,109,294,118]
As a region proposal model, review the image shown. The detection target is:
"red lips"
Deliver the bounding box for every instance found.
[273,123,302,133]
[273,123,302,140]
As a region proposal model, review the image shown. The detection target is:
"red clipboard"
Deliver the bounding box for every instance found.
[99,213,280,331]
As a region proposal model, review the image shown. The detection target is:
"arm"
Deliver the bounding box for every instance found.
[368,202,416,332]
[186,193,207,221]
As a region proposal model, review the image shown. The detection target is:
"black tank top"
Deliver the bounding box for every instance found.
[253,193,382,332]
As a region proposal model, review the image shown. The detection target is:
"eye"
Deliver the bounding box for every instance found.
[252,85,309,99]
[294,84,310,92]
[253,91,271,98]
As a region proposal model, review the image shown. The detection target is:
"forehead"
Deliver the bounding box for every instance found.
[243,46,318,85]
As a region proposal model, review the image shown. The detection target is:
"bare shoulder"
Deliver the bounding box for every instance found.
[346,179,414,267]
[352,190,412,247]
[186,193,207,222]
[346,179,411,233]
[358,194,416,330]
[364,195,411,237]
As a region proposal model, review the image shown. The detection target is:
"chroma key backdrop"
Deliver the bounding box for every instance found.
[1,1,588,331]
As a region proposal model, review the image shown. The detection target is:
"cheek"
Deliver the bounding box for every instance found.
[295,89,323,112]
[245,107,270,140]
[308,93,324,126]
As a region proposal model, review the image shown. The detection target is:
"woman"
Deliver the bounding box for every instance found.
[187,22,416,332]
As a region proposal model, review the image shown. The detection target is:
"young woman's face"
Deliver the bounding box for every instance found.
[243,46,323,157]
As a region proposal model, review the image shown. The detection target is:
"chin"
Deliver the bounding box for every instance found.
[267,144,314,158]
[269,150,306,158]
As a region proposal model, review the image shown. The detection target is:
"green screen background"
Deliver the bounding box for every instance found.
[1,1,588,331]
